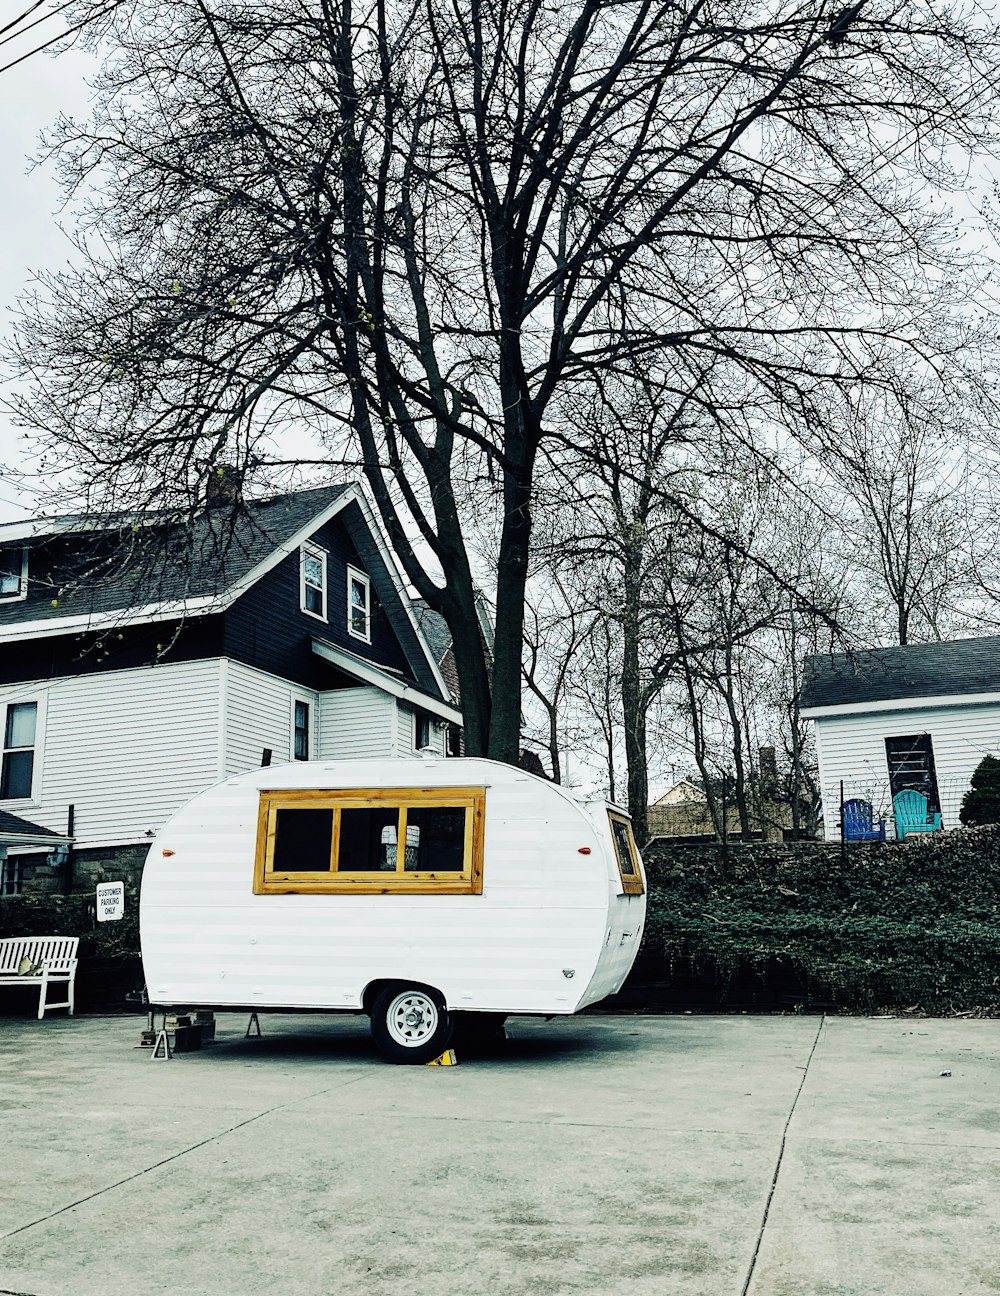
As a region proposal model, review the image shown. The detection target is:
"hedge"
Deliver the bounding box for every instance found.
[640,826,1000,1013]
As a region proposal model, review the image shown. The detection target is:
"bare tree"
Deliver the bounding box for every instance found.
[8,0,1000,762]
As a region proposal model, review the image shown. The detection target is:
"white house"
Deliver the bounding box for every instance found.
[801,636,1000,839]
[0,483,469,893]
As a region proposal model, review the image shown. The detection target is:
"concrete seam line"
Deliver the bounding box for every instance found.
[739,1015,826,1296]
[0,1074,369,1242]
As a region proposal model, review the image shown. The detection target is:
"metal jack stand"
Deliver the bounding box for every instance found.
[150,1011,172,1061]
[245,1012,262,1038]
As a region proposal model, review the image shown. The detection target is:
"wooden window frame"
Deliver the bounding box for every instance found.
[346,565,371,642]
[254,786,486,895]
[608,811,644,895]
[300,543,328,622]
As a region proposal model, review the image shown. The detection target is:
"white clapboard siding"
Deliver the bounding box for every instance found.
[2,660,222,846]
[141,757,647,1016]
[223,661,318,776]
[317,687,398,759]
[814,699,1000,836]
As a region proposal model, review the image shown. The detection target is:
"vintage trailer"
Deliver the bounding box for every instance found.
[140,757,646,1061]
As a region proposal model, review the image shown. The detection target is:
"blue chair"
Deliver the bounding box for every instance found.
[842,798,886,842]
[892,789,942,839]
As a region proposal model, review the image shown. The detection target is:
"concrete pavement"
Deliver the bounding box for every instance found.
[0,1012,996,1295]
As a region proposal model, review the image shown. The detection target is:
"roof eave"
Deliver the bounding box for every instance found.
[802,688,1000,719]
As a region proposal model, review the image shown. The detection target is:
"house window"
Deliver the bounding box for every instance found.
[1,702,37,800]
[293,700,310,761]
[0,548,26,601]
[885,734,940,814]
[415,713,433,751]
[608,812,645,895]
[0,856,22,897]
[254,786,485,895]
[347,566,371,642]
[300,544,327,621]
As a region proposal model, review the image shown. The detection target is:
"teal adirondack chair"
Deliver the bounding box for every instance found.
[892,789,942,839]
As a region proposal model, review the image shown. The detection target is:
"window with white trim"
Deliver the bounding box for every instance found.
[347,566,371,642]
[415,712,433,751]
[0,548,27,601]
[0,856,22,897]
[1,702,37,800]
[293,699,310,761]
[300,544,328,621]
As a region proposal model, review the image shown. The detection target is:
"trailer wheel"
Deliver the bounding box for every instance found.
[370,984,453,1064]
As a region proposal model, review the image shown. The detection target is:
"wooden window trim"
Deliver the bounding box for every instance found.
[253,786,486,895]
[608,812,644,895]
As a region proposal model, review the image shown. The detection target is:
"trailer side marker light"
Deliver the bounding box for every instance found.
[427,1049,459,1066]
[578,847,591,855]
[162,849,175,857]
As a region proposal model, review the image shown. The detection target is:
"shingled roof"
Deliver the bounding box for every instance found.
[801,635,1000,710]
[0,484,352,630]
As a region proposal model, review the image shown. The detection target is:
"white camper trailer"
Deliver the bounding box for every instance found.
[140,757,646,1062]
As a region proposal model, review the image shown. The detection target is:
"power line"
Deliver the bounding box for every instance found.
[0,0,124,77]
[0,0,78,52]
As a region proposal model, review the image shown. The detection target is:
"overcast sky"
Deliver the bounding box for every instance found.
[0,36,97,525]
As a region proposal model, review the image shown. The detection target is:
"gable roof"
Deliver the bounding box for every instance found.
[801,635,1000,713]
[0,484,454,704]
[0,484,352,631]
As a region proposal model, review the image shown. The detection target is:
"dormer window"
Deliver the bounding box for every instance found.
[347,566,371,642]
[300,543,327,621]
[0,547,27,602]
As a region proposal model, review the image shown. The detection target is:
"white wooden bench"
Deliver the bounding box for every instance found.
[0,936,79,1019]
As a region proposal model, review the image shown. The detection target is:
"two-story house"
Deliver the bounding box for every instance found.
[0,482,464,894]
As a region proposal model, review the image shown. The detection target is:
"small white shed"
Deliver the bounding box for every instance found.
[140,757,647,1061]
[802,636,1000,838]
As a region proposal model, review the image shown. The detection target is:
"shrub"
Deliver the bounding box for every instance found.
[959,754,1000,826]
[641,828,1000,1013]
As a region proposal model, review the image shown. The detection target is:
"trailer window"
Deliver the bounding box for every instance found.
[273,808,334,872]
[254,787,485,894]
[608,813,644,895]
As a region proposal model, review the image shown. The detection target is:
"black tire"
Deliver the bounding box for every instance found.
[370,983,454,1064]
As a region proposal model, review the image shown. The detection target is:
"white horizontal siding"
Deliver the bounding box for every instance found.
[814,700,1000,837]
[317,687,398,759]
[140,758,641,1015]
[1,660,222,846]
[223,662,318,776]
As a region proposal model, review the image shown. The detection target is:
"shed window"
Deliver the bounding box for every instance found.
[608,812,644,895]
[0,548,26,601]
[300,544,327,620]
[254,787,485,894]
[347,566,371,642]
[1,702,37,801]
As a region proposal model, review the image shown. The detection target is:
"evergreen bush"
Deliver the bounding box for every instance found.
[959,754,1000,827]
